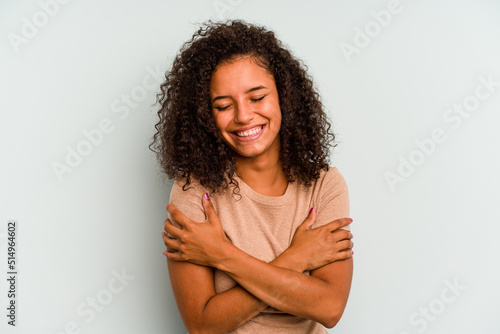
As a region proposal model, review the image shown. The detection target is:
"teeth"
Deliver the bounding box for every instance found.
[235,126,263,137]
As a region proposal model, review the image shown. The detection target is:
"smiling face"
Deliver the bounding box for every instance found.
[210,56,282,163]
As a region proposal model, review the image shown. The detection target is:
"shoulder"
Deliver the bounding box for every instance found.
[316,166,348,196]
[311,166,350,229]
[170,176,207,198]
[169,177,209,222]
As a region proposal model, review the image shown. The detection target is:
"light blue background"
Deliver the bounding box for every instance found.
[1,0,499,333]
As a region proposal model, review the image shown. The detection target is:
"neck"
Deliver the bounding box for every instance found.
[234,150,288,197]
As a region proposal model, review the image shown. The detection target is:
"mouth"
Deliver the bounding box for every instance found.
[231,125,265,141]
[234,125,264,137]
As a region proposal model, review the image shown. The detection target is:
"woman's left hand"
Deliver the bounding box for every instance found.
[162,193,232,267]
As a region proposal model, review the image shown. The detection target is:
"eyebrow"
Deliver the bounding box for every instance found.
[212,85,267,103]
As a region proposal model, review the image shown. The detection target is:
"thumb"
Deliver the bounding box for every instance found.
[202,193,221,226]
[298,207,316,232]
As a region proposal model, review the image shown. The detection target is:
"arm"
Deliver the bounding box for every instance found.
[213,237,352,328]
[164,182,314,334]
[165,182,263,334]
[306,167,353,327]
[165,195,353,330]
[166,244,303,334]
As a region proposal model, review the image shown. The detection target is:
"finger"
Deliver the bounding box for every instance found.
[330,229,352,242]
[163,218,177,233]
[164,219,182,238]
[324,217,352,232]
[298,208,316,232]
[166,203,190,228]
[335,239,354,251]
[164,250,184,262]
[202,193,221,226]
[312,248,352,268]
[334,249,353,261]
[162,233,180,250]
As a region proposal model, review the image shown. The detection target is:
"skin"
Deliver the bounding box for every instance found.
[210,55,286,196]
[161,56,354,333]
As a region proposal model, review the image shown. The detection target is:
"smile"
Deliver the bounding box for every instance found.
[234,125,264,137]
[231,125,265,142]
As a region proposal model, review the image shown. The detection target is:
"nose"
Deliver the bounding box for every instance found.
[234,101,255,124]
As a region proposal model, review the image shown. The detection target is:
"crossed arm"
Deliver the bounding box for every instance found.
[162,194,353,334]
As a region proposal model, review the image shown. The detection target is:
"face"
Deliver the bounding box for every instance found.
[210,56,282,162]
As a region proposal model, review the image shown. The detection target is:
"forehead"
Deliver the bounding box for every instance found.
[209,56,275,94]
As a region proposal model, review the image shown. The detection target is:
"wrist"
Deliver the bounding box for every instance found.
[214,241,242,272]
[272,249,305,273]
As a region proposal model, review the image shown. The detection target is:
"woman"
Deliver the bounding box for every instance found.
[151,20,354,333]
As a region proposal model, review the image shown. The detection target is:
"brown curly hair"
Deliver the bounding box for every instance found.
[149,20,336,194]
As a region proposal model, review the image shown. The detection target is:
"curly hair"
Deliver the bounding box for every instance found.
[149,20,336,194]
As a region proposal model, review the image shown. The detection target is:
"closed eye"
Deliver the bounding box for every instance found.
[251,95,266,103]
[214,105,231,111]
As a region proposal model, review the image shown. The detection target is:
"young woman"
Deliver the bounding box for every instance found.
[152,20,354,334]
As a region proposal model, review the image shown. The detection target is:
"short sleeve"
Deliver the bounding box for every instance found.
[313,167,350,231]
[168,178,208,228]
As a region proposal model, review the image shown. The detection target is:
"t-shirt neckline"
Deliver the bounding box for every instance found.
[233,174,295,206]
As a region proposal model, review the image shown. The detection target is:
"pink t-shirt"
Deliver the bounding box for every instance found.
[168,166,350,333]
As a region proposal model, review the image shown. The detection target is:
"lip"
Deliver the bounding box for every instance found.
[231,124,265,142]
[232,124,265,133]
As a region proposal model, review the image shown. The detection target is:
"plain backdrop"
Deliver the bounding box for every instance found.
[1,0,500,333]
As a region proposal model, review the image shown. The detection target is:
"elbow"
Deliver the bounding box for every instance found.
[320,315,340,328]
[318,304,345,329]
[184,325,213,334]
[185,326,209,334]
[321,315,341,329]
[182,303,225,334]
[187,330,207,334]
[182,319,205,334]
[184,324,200,334]
[185,323,222,334]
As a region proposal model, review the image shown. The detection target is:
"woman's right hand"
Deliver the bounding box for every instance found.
[285,208,353,272]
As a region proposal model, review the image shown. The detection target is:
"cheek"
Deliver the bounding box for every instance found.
[213,113,230,134]
[266,98,281,124]
[271,107,282,129]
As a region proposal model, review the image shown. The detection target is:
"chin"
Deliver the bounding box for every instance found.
[235,151,261,159]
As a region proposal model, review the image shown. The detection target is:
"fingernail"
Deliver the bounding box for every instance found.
[204,193,210,201]
[349,218,353,222]
[352,251,354,255]
[166,203,169,209]
[309,207,314,214]
[161,232,164,237]
[162,251,167,256]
